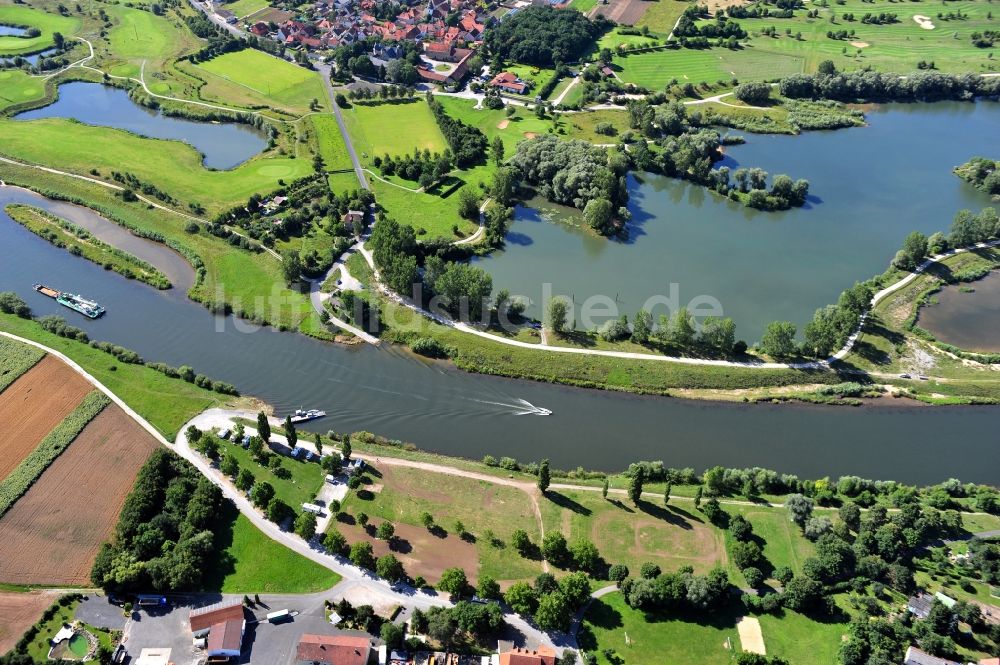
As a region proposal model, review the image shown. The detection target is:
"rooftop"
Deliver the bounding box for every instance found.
[297,633,372,665]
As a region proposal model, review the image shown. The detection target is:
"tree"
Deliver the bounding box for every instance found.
[281,250,301,285]
[294,511,317,539]
[511,529,532,555]
[700,316,736,353]
[583,197,616,235]
[894,231,929,270]
[477,574,502,600]
[742,567,764,589]
[431,262,493,320]
[220,453,239,478]
[534,592,571,631]
[570,539,601,573]
[731,541,763,570]
[547,297,569,334]
[438,567,469,596]
[628,466,645,504]
[341,436,352,462]
[608,564,629,583]
[632,309,653,343]
[786,494,814,527]
[377,521,396,540]
[313,432,323,456]
[421,512,435,529]
[256,411,271,442]
[667,307,696,346]
[559,572,592,608]
[376,554,406,582]
[236,468,254,492]
[734,81,771,105]
[759,321,797,358]
[458,188,480,221]
[283,416,297,448]
[602,478,609,499]
[664,482,672,506]
[357,512,369,527]
[538,458,550,493]
[380,621,404,649]
[323,530,348,555]
[542,532,570,566]
[349,541,375,569]
[266,498,293,524]
[504,581,538,616]
[491,135,506,167]
[250,481,275,508]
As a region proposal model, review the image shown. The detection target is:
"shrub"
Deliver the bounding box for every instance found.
[411,337,449,358]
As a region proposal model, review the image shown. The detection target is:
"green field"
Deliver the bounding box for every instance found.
[579,592,741,665]
[104,5,201,80]
[205,504,341,593]
[757,610,848,665]
[0,69,48,114]
[343,99,447,161]
[371,179,478,239]
[0,5,78,56]
[223,0,272,18]
[212,430,325,509]
[615,46,804,88]
[0,118,311,214]
[309,114,354,172]
[195,49,329,116]
[724,504,816,585]
[636,0,690,35]
[0,334,44,393]
[434,96,553,155]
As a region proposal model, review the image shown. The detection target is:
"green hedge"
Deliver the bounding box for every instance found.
[0,390,111,517]
[0,336,45,393]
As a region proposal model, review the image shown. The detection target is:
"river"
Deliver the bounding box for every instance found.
[475,102,1000,341]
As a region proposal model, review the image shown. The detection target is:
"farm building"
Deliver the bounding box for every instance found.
[296,634,372,665]
[189,599,246,659]
[494,643,556,665]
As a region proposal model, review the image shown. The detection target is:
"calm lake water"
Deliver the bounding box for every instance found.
[0,25,28,37]
[16,82,268,170]
[919,271,1000,353]
[475,102,1000,341]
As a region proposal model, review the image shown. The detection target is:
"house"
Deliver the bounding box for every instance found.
[190,599,246,634]
[424,40,460,62]
[296,634,371,665]
[600,65,615,78]
[496,644,557,665]
[902,646,962,665]
[490,71,529,95]
[216,8,237,23]
[249,21,270,36]
[934,592,957,609]
[189,601,246,663]
[907,593,934,619]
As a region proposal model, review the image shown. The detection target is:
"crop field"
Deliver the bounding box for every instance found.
[0,5,79,56]
[0,70,48,114]
[0,118,311,214]
[308,114,355,172]
[0,591,57,653]
[0,405,158,586]
[344,100,447,160]
[0,335,44,393]
[0,355,91,481]
[195,49,329,116]
[615,46,804,88]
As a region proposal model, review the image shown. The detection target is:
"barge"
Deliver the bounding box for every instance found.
[33,284,105,319]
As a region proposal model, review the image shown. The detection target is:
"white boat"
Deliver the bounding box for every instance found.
[288,408,326,423]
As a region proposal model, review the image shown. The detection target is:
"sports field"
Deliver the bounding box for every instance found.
[343,100,447,161]
[0,70,47,114]
[615,46,804,88]
[195,49,329,116]
[0,118,312,214]
[0,5,78,56]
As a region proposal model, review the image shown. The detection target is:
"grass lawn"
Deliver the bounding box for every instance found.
[212,432,325,509]
[339,464,545,582]
[757,609,848,665]
[224,0,272,18]
[725,504,815,583]
[343,99,446,161]
[194,49,329,116]
[0,334,44,393]
[308,114,354,172]
[579,592,741,665]
[104,5,200,79]
[205,503,341,593]
[615,46,804,88]
[0,69,49,114]
[539,492,727,578]
[595,29,663,53]
[0,313,232,439]
[372,178,478,240]
[563,109,632,143]
[434,96,553,155]
[636,0,690,35]
[0,118,312,215]
[0,5,79,56]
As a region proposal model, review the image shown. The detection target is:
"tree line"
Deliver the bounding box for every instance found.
[426,93,488,168]
[779,66,1000,103]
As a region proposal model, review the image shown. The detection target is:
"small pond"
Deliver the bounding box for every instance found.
[16,82,268,170]
[917,271,1000,353]
[0,46,57,65]
[0,25,28,37]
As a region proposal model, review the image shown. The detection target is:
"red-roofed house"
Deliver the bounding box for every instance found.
[498,645,557,665]
[249,21,269,36]
[206,619,243,659]
[189,601,246,660]
[189,600,245,633]
[490,71,529,95]
[295,634,371,665]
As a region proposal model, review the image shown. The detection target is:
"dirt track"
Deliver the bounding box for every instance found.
[0,406,157,586]
[0,591,57,653]
[0,355,92,480]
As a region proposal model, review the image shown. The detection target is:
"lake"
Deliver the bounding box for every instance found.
[17,82,268,170]
[918,271,1000,353]
[474,102,1000,342]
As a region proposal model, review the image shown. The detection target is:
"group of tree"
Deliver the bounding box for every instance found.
[779,66,1000,103]
[503,571,594,631]
[374,148,453,188]
[954,157,1000,196]
[91,449,225,592]
[410,601,504,650]
[347,84,417,103]
[674,5,747,48]
[483,6,610,67]
[511,135,630,236]
[423,256,494,320]
[620,564,732,613]
[426,93,489,168]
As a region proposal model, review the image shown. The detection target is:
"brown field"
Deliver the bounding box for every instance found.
[0,356,92,481]
[0,406,158,586]
[592,0,650,26]
[0,591,58,653]
[338,518,480,586]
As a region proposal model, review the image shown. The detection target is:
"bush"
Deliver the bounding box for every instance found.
[411,337,450,358]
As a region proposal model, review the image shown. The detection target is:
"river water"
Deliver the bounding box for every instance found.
[2,102,1000,484]
[16,82,268,170]
[475,102,1000,341]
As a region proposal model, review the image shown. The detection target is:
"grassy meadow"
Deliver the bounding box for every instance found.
[308,114,355,172]
[343,99,447,160]
[194,49,329,116]
[0,4,79,56]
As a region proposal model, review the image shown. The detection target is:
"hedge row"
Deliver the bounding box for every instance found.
[0,336,45,393]
[0,391,111,517]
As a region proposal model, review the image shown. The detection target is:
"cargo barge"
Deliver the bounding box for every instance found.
[33,284,106,319]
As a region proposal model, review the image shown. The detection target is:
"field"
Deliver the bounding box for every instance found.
[0,405,158,586]
[204,503,342,593]
[343,100,447,160]
[371,179,478,239]
[434,96,553,155]
[338,465,545,583]
[0,591,56,654]
[636,0,690,34]
[308,114,355,172]
[614,46,804,88]
[224,0,272,18]
[0,118,312,215]
[756,610,847,665]
[104,5,202,82]
[540,491,727,577]
[0,69,48,114]
[0,5,79,56]
[217,433,325,509]
[579,592,742,665]
[0,355,91,481]
[0,335,44,393]
[726,504,815,583]
[194,49,329,116]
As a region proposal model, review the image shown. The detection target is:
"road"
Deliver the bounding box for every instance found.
[317,63,369,191]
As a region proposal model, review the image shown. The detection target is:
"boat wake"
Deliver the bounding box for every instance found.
[468,397,552,416]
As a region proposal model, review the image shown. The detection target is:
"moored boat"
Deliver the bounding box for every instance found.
[33,284,106,319]
[288,408,326,423]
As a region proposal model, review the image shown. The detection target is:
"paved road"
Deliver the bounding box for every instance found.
[317,64,369,191]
